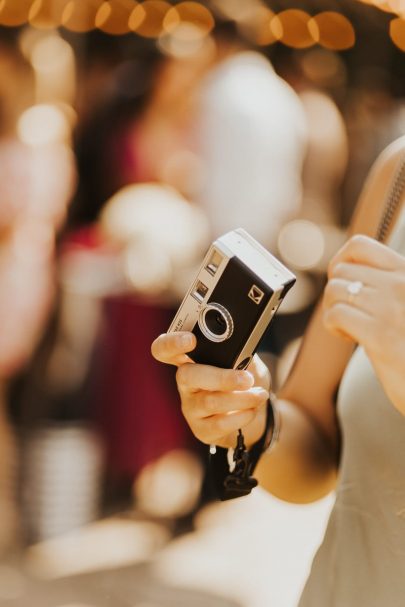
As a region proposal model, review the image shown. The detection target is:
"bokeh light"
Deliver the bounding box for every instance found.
[388,0,405,13]
[17,104,71,146]
[158,24,215,57]
[134,449,204,518]
[61,0,103,33]
[390,17,405,50]
[95,0,134,35]
[271,9,316,49]
[278,219,325,270]
[309,12,356,50]
[163,2,214,40]
[0,0,32,26]
[210,0,259,22]
[129,0,171,38]
[238,5,278,47]
[30,34,70,71]
[28,0,69,29]
[358,0,405,14]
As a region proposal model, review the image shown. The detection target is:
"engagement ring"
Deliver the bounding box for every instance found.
[346,280,363,304]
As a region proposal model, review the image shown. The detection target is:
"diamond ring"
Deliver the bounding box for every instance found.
[346,280,363,304]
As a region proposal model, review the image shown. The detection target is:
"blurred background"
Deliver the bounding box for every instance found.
[0,1,404,606]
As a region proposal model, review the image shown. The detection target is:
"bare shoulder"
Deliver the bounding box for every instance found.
[350,135,405,237]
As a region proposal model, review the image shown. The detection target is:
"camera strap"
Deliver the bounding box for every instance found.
[209,397,277,500]
[376,150,405,243]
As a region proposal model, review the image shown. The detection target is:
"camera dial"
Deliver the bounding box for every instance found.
[198,302,234,343]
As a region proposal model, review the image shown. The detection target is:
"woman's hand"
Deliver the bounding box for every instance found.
[323,234,405,415]
[151,332,270,448]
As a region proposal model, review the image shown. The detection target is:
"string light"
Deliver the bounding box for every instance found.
[237,5,278,47]
[271,9,315,49]
[61,0,103,33]
[309,11,355,50]
[129,0,171,38]
[390,16,405,50]
[358,0,405,14]
[95,0,135,35]
[0,0,32,26]
[163,2,214,40]
[2,1,405,58]
[28,0,69,29]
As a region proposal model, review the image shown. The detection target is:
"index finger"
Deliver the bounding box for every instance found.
[151,332,196,366]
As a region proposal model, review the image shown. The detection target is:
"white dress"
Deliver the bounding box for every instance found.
[298,208,405,607]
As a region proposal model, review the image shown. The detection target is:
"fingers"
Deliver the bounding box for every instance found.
[194,407,261,445]
[189,386,269,419]
[151,332,196,366]
[176,361,268,446]
[323,302,373,345]
[248,354,272,391]
[328,234,402,276]
[176,363,254,394]
[323,277,376,316]
[152,333,271,448]
[329,262,388,287]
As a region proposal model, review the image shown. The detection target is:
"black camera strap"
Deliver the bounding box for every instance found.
[209,397,277,500]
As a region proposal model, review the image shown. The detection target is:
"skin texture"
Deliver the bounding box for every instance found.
[151,135,405,504]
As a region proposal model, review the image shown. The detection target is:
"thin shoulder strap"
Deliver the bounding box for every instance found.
[376,151,405,243]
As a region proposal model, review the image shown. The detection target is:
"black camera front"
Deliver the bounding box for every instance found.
[168,229,296,371]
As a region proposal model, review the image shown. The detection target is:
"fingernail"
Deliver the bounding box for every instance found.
[179,334,193,348]
[236,371,253,387]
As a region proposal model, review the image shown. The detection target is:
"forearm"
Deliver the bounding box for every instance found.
[255,398,338,504]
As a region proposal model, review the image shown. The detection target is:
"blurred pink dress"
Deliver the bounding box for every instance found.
[63,226,197,479]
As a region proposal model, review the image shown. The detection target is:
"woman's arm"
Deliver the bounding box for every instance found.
[152,136,405,504]
[256,136,405,502]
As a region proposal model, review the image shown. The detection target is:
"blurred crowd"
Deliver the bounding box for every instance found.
[0,0,404,568]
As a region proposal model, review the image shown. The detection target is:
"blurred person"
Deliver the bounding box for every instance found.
[260,50,350,377]
[26,42,217,519]
[152,133,405,606]
[49,29,308,518]
[193,50,307,252]
[0,37,76,550]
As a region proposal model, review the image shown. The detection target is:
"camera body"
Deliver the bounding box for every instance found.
[168,228,295,369]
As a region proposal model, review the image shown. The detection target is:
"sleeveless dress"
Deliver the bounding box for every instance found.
[298,207,405,607]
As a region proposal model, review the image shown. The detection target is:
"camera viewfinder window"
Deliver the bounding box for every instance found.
[192,280,209,303]
[205,250,223,276]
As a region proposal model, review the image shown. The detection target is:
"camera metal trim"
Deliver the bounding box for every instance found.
[198,302,234,343]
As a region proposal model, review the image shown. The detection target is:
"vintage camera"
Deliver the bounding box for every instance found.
[168,228,296,369]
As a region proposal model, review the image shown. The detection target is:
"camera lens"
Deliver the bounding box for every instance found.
[198,303,234,343]
[205,310,226,334]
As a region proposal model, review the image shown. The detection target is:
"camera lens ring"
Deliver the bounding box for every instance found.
[198,302,234,343]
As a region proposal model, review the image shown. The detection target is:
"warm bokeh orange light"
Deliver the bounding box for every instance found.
[390,16,405,50]
[163,2,214,40]
[358,0,405,14]
[238,5,278,47]
[95,0,135,35]
[389,0,405,13]
[271,9,315,49]
[0,0,32,26]
[28,0,69,29]
[309,11,356,50]
[129,0,171,38]
[61,0,103,33]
